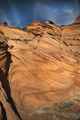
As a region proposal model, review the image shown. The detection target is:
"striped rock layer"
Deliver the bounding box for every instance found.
[0,18,80,119]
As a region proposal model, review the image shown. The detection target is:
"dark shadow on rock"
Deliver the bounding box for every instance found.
[0,102,7,120]
[0,51,22,120]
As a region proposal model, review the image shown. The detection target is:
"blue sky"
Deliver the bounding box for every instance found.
[0,0,80,27]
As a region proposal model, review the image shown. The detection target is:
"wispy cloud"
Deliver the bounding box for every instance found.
[33,0,80,25]
[0,9,12,25]
[33,3,56,22]
[33,3,63,25]
[7,0,21,27]
[0,0,80,27]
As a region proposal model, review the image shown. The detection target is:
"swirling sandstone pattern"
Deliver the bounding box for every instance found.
[0,18,80,119]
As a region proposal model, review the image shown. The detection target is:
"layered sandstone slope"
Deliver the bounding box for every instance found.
[61,16,80,53]
[0,19,80,120]
[0,30,20,120]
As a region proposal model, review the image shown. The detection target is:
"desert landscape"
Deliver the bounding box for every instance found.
[0,16,80,120]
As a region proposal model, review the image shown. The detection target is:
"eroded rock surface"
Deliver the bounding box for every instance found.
[0,30,20,120]
[0,17,80,120]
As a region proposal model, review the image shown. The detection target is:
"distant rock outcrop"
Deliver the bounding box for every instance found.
[26,21,43,30]
[72,16,80,25]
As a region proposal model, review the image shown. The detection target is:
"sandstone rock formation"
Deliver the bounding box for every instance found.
[72,16,80,25]
[26,21,43,30]
[0,17,80,120]
[0,30,21,120]
[61,16,80,53]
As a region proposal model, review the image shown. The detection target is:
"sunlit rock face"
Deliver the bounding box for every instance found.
[0,18,80,120]
[61,17,80,97]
